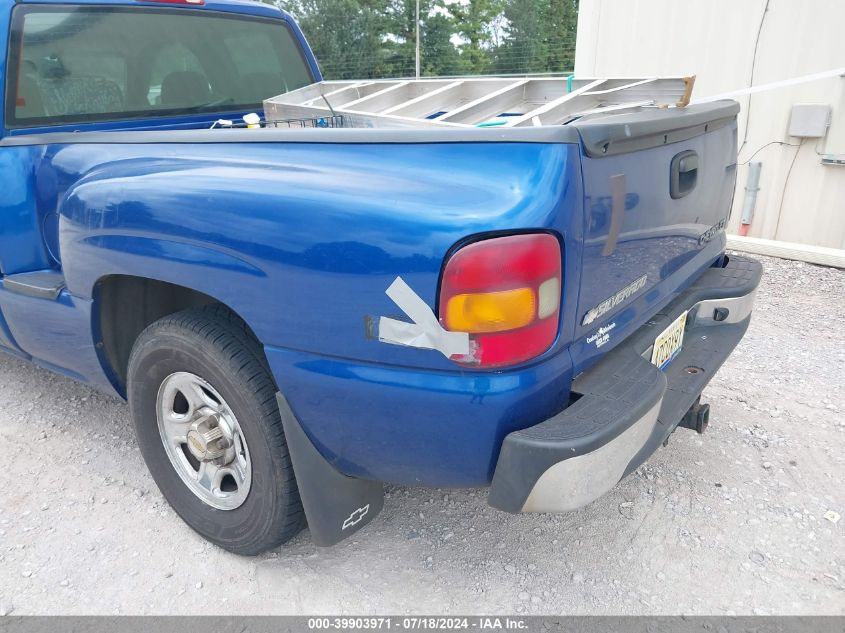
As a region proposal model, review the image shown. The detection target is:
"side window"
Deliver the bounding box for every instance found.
[148,44,208,108]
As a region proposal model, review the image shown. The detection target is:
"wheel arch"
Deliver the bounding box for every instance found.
[92,274,265,397]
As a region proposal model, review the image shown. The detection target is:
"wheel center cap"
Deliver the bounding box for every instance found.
[186,414,226,461]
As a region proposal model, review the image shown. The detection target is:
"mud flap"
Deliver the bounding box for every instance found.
[276,393,384,546]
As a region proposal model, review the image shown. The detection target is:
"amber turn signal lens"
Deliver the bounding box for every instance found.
[446,287,535,333]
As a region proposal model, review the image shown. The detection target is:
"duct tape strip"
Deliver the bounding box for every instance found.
[378,277,470,358]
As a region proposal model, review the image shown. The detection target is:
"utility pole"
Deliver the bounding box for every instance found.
[415,0,420,79]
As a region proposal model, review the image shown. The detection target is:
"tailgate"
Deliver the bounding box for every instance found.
[571,101,739,363]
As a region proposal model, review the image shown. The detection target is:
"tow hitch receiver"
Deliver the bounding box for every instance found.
[679,397,710,434]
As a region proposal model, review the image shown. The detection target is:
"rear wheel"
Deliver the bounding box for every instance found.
[127,305,304,555]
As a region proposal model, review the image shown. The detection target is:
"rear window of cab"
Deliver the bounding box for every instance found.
[5,5,315,128]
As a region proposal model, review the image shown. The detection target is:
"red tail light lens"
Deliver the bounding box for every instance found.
[439,233,561,368]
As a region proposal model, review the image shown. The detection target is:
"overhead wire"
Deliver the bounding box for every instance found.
[737,0,771,161]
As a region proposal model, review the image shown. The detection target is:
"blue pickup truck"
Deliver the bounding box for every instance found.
[0,0,761,554]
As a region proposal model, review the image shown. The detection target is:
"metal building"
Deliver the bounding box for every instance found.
[575,0,845,257]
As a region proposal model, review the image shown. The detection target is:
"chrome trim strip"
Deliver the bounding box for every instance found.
[641,287,758,360]
[690,289,757,326]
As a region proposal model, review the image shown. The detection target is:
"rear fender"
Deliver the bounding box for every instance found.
[50,141,582,486]
[54,141,582,369]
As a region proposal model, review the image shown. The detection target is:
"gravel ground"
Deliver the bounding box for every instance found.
[0,254,843,616]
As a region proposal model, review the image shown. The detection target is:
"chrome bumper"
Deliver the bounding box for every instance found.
[488,255,763,514]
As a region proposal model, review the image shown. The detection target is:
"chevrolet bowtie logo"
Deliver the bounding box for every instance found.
[342,504,370,530]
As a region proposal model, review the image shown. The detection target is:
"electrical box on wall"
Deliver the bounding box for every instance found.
[787,103,831,138]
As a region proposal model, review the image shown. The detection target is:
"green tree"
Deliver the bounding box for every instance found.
[421,12,464,76]
[271,0,578,79]
[276,0,392,79]
[381,0,430,77]
[493,0,578,74]
[540,0,578,72]
[448,0,504,74]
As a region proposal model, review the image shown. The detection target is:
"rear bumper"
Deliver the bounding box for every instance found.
[488,255,762,514]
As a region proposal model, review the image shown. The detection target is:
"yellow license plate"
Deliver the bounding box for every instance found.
[651,311,687,369]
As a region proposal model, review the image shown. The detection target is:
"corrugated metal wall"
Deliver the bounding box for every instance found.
[575,0,845,250]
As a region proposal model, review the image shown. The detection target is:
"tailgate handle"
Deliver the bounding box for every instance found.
[671,150,698,199]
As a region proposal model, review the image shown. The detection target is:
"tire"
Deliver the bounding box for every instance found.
[127,304,304,555]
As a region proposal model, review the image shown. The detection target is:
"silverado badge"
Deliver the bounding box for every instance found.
[699,218,727,245]
[582,275,648,326]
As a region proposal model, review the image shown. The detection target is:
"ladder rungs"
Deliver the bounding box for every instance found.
[265,76,696,129]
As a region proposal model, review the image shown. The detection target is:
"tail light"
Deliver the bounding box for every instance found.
[439,233,561,368]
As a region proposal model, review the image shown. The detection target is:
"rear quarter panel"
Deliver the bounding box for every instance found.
[55,141,582,369]
[44,138,584,485]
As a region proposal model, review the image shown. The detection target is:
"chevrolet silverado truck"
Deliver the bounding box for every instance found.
[0,0,761,554]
